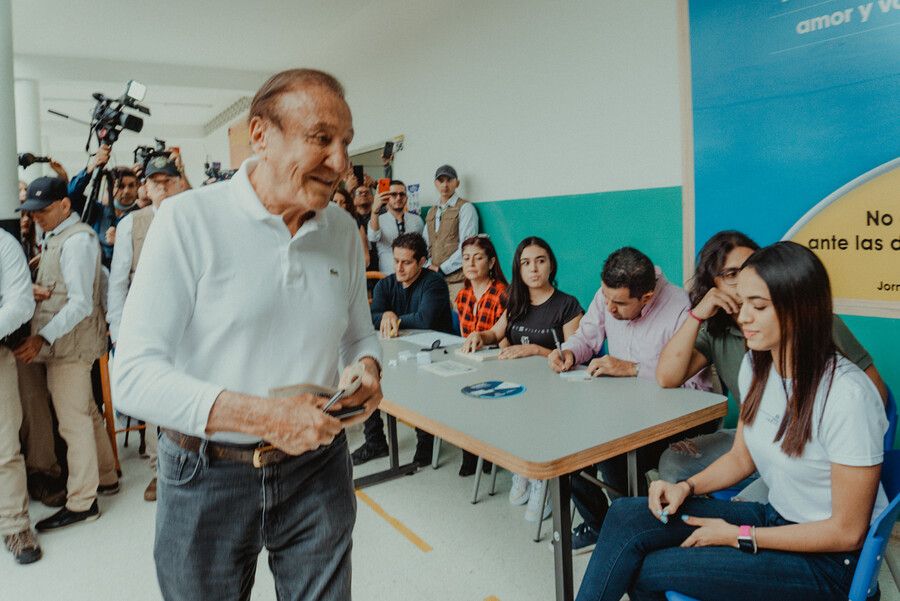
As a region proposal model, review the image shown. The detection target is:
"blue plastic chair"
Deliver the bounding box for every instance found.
[666,448,900,601]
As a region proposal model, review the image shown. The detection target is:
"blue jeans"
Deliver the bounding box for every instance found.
[575,497,860,601]
[658,430,769,503]
[154,431,356,601]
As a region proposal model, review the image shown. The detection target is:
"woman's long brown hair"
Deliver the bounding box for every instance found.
[739,242,837,457]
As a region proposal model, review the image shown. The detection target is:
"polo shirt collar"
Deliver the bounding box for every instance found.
[45,213,80,237]
[441,192,460,207]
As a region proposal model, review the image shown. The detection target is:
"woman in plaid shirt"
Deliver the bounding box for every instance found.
[455,235,508,476]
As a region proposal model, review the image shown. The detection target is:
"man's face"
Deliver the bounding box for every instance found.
[387,184,407,212]
[251,86,353,213]
[18,182,27,203]
[393,247,425,287]
[434,175,459,201]
[600,283,652,321]
[30,199,70,233]
[145,174,183,206]
[353,187,373,213]
[116,175,139,207]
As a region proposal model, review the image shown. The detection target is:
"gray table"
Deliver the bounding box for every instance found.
[359,334,727,601]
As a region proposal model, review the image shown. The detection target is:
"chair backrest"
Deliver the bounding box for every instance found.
[884,386,897,452]
[848,448,900,601]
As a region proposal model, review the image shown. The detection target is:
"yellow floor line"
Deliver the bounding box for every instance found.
[355,489,433,553]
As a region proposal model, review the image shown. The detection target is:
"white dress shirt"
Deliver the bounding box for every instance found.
[367,211,425,275]
[38,213,100,345]
[0,229,35,339]
[106,206,157,344]
[113,159,382,444]
[423,192,478,274]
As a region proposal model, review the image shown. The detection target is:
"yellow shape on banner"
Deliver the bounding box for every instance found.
[788,162,900,302]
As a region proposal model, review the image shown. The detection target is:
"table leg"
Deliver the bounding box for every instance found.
[353,414,419,488]
[550,475,574,601]
[627,449,638,496]
[471,457,485,504]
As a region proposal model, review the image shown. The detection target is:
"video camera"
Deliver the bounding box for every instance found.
[134,139,170,176]
[204,161,237,184]
[18,153,50,169]
[89,80,150,147]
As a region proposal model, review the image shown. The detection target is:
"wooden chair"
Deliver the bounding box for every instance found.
[99,352,145,473]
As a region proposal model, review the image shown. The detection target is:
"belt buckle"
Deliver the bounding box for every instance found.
[252,445,276,468]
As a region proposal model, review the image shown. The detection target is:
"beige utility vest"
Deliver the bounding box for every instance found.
[425,198,469,284]
[32,222,107,363]
[129,206,155,284]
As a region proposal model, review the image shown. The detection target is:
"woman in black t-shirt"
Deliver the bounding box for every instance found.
[461,236,583,522]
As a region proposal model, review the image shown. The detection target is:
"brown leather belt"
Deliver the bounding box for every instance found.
[163,430,290,468]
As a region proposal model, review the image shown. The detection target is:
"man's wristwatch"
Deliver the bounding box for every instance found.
[738,525,757,553]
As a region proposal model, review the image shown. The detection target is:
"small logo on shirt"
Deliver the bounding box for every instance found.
[760,409,781,426]
[330,268,339,276]
[521,336,530,345]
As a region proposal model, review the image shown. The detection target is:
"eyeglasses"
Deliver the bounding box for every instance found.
[387,192,407,199]
[715,267,742,285]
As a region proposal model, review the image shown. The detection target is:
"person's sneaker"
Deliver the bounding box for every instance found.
[412,443,432,468]
[41,488,66,508]
[97,481,120,496]
[350,441,389,466]
[571,522,600,555]
[524,479,552,522]
[144,477,157,502]
[508,473,530,505]
[35,500,100,532]
[3,529,41,565]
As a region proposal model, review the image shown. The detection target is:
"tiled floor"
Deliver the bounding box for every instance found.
[4,423,899,601]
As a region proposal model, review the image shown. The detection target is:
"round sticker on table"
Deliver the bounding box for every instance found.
[461,381,526,398]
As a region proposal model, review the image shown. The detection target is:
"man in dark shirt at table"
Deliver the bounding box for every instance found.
[352,232,453,467]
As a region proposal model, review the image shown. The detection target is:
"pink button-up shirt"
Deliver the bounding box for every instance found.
[561,267,710,390]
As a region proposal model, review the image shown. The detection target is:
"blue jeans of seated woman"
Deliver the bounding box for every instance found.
[154,431,355,601]
[575,497,860,601]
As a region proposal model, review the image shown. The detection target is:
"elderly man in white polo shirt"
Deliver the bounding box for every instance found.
[114,69,383,601]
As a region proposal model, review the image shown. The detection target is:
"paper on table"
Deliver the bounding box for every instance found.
[402,331,466,348]
[419,360,477,377]
[454,346,502,362]
[560,366,591,382]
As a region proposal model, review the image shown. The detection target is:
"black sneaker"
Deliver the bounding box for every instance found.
[412,444,432,468]
[571,522,600,555]
[351,441,389,466]
[3,529,42,565]
[35,500,100,532]
[97,481,120,496]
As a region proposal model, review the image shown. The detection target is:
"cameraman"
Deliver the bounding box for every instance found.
[91,167,139,268]
[107,156,186,502]
[66,145,111,217]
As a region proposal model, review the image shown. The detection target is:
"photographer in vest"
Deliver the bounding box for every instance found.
[13,177,115,532]
[423,164,478,306]
[107,155,185,502]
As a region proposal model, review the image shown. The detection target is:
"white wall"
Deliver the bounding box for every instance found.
[334,0,683,205]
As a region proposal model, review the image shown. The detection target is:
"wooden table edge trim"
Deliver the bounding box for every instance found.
[377,399,728,480]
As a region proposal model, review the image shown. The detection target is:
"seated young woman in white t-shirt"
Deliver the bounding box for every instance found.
[575,241,888,601]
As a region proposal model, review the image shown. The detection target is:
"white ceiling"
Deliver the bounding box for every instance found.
[9,0,385,146]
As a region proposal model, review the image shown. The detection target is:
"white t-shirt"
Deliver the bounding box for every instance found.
[741,353,888,524]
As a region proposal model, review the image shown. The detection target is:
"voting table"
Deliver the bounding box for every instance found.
[355,333,727,601]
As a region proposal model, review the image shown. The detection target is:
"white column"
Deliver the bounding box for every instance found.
[0,0,19,220]
[15,79,42,179]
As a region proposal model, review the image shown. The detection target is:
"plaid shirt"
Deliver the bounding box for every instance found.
[455,280,507,336]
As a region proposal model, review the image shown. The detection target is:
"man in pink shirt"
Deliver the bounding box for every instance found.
[548,247,710,554]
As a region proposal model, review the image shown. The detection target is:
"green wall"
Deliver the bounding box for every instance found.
[449,186,684,309]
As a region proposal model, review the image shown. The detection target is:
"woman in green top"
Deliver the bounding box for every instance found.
[655,230,887,501]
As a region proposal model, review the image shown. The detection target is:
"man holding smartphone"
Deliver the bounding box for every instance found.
[423,164,478,305]
[368,179,424,275]
[114,69,383,601]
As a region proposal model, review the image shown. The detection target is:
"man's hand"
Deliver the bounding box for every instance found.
[680,517,740,549]
[379,311,400,338]
[48,158,69,183]
[548,349,575,372]
[586,356,637,377]
[691,287,741,321]
[262,394,343,455]
[372,190,388,214]
[28,255,41,270]
[329,358,383,427]
[132,162,144,180]
[32,284,51,302]
[381,153,394,166]
[165,148,183,172]
[13,335,45,364]
[106,227,116,245]
[87,145,111,174]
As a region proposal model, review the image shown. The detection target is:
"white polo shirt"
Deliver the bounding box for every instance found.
[0,229,35,339]
[113,158,382,444]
